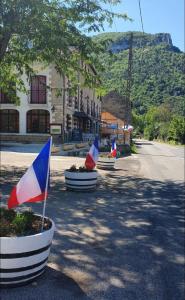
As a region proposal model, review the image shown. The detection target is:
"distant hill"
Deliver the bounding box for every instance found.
[93,32,184,117]
[93,31,182,53]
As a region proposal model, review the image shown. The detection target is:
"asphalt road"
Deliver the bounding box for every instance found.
[134,140,184,181]
[0,140,184,300]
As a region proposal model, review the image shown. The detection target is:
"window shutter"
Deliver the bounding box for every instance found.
[31,76,46,103]
[38,76,46,103]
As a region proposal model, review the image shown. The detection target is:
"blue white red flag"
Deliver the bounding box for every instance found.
[8,138,52,209]
[111,139,117,158]
[85,137,99,170]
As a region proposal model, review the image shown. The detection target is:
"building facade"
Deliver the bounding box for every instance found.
[0,63,101,143]
[101,111,131,145]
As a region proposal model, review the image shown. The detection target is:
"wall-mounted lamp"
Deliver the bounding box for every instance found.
[51,105,55,113]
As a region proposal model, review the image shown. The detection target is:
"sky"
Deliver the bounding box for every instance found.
[95,0,184,51]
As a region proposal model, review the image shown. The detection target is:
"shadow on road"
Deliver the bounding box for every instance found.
[0,166,184,300]
[1,266,90,300]
[135,141,153,146]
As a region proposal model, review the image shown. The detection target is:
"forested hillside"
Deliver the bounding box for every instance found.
[94,32,185,143]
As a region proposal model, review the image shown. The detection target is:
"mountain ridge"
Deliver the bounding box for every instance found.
[93,31,181,53]
[93,31,184,118]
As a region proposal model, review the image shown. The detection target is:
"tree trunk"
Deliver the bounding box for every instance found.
[0,33,11,61]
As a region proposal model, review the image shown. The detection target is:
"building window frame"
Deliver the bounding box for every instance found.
[30,75,47,104]
[0,109,19,133]
[0,84,16,104]
[27,109,50,133]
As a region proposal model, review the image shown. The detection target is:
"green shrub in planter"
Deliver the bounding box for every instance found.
[97,153,116,170]
[64,165,98,191]
[67,165,96,173]
[0,207,51,237]
[0,207,54,287]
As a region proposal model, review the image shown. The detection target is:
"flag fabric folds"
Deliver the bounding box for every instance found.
[8,138,52,209]
[85,137,99,170]
[111,139,117,158]
[127,125,133,132]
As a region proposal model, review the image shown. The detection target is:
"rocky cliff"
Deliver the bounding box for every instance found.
[94,32,179,53]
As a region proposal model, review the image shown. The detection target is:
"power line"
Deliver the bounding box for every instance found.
[137,0,145,78]
[138,0,145,34]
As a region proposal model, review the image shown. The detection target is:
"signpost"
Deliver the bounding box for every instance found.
[50,124,62,135]
[50,123,62,145]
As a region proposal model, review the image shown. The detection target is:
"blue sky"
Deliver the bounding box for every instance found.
[95,0,184,51]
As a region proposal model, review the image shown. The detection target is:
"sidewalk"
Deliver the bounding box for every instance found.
[0,142,89,157]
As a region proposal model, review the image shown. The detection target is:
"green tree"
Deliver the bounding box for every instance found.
[168,116,185,144]
[144,105,173,141]
[132,110,144,137]
[0,0,128,98]
[144,124,156,141]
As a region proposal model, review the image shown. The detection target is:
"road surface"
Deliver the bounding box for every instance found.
[0,140,184,300]
[134,140,184,181]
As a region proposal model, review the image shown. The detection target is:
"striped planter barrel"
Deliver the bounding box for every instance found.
[64,170,98,191]
[0,218,55,287]
[97,157,116,170]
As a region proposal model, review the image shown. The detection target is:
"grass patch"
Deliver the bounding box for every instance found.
[130,142,138,154]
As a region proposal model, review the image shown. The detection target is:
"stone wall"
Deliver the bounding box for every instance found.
[0,134,50,143]
[102,91,129,122]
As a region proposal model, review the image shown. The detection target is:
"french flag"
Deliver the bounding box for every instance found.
[8,138,52,209]
[85,137,99,170]
[111,139,117,158]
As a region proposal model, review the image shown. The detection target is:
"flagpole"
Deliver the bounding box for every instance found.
[41,136,52,231]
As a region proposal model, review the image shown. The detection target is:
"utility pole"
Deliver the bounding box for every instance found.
[125,32,133,126]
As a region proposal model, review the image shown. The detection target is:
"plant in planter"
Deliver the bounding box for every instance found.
[0,208,55,287]
[64,137,99,191]
[0,137,55,287]
[97,139,117,170]
[64,165,98,191]
[97,153,116,170]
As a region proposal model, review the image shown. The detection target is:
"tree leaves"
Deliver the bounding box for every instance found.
[0,0,129,98]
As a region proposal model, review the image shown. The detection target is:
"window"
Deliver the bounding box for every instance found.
[0,84,16,104]
[99,107,101,118]
[96,104,98,118]
[91,101,93,116]
[80,90,84,111]
[0,109,19,133]
[66,114,72,130]
[30,76,46,104]
[75,96,78,109]
[27,110,49,133]
[68,96,73,107]
[87,98,90,115]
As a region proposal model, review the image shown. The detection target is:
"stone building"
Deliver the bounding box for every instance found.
[101,111,131,145]
[0,62,101,143]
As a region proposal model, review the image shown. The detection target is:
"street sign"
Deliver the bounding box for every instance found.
[50,124,62,135]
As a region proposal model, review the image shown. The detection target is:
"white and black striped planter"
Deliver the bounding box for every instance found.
[97,157,116,170]
[0,218,55,287]
[64,170,98,191]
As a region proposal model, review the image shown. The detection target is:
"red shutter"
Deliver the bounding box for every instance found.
[31,76,38,103]
[31,76,46,103]
[38,76,46,103]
